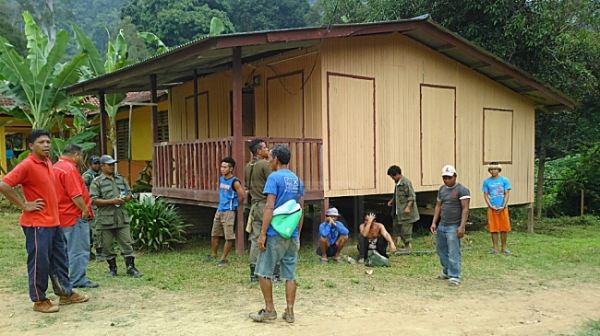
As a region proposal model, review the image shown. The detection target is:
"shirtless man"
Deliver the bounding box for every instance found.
[357,212,397,264]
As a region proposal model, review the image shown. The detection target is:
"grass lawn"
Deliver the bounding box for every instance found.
[1,209,600,334]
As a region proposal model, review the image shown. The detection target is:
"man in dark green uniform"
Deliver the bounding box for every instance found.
[244,139,271,282]
[82,155,102,260]
[90,155,142,277]
[387,165,420,252]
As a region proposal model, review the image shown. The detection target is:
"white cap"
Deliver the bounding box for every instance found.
[441,165,457,177]
[325,207,340,217]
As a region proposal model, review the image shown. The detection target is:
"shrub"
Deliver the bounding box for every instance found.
[126,196,190,251]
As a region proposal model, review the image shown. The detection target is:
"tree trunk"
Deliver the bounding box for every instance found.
[535,142,546,218]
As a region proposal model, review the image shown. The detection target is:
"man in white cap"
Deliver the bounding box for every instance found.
[430,165,470,286]
[316,207,349,263]
[482,162,512,255]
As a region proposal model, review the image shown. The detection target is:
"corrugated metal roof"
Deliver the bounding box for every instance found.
[66,15,575,109]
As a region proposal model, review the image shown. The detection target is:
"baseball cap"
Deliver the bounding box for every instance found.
[88,155,100,164]
[99,155,117,164]
[325,207,340,217]
[441,165,457,177]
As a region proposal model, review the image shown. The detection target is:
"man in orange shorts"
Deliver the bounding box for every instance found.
[482,162,512,255]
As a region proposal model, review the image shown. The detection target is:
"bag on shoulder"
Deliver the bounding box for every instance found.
[271,200,302,239]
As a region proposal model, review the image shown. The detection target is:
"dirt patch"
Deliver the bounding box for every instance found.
[1,279,599,336]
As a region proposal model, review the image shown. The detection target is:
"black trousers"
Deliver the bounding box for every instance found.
[358,235,388,259]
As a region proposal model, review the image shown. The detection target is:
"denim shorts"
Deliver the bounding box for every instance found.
[255,235,300,281]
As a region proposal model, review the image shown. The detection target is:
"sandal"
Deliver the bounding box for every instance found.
[320,257,328,264]
[332,256,342,263]
[489,248,498,254]
[502,249,511,255]
[282,309,295,323]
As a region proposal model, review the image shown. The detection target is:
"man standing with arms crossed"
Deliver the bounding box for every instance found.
[244,139,271,281]
[430,165,470,287]
[0,129,89,313]
[250,144,304,323]
[53,144,98,288]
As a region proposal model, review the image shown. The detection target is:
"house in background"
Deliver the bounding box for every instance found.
[66,15,574,251]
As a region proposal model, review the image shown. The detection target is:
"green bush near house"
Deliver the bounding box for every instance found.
[126,196,190,252]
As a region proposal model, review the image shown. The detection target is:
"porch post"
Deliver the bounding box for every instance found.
[98,90,107,154]
[193,70,199,139]
[150,74,159,142]
[232,46,245,255]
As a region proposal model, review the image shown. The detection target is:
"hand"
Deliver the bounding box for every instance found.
[430,223,437,234]
[23,199,45,212]
[82,209,90,219]
[390,244,397,253]
[403,207,411,215]
[328,217,336,226]
[258,233,267,251]
[113,198,125,205]
[387,199,393,207]
[456,226,465,239]
[366,213,376,223]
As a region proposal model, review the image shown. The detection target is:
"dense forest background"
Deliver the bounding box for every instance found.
[0,0,598,216]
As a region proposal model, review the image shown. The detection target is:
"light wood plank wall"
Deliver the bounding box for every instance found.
[320,33,535,207]
[168,49,322,141]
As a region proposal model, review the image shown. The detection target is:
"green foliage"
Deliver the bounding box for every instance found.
[577,320,600,336]
[131,161,153,193]
[0,1,26,55]
[50,129,97,160]
[0,11,87,130]
[121,0,234,47]
[223,0,309,32]
[138,32,170,55]
[126,196,190,252]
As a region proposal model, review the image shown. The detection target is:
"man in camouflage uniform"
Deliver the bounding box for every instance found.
[387,165,420,252]
[244,139,271,282]
[82,155,102,260]
[90,155,142,277]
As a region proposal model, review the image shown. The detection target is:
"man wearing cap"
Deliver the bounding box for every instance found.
[317,207,349,263]
[482,162,512,255]
[53,144,98,288]
[430,165,470,286]
[90,155,142,277]
[386,165,420,252]
[82,155,102,259]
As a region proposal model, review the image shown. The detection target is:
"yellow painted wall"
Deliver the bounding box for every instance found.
[168,49,322,141]
[115,100,168,161]
[320,33,536,207]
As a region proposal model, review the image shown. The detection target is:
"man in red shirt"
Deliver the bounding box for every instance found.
[0,129,89,313]
[53,144,98,288]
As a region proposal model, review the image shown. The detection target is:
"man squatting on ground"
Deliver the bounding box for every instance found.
[250,144,304,323]
[430,165,470,287]
[53,144,98,288]
[208,156,245,267]
[317,207,349,263]
[90,155,142,277]
[357,212,397,264]
[0,129,89,313]
[244,139,272,281]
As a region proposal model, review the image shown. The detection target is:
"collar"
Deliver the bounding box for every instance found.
[28,152,50,165]
[59,156,77,166]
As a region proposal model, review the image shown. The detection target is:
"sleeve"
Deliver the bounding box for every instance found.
[123,178,132,195]
[481,179,488,193]
[82,172,92,186]
[458,185,471,200]
[263,175,277,196]
[504,177,512,190]
[319,223,330,237]
[337,221,350,236]
[407,180,416,201]
[299,179,305,197]
[436,186,443,202]
[89,179,101,200]
[64,170,83,199]
[2,161,27,187]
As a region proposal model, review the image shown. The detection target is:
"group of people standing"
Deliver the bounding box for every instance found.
[0,129,142,313]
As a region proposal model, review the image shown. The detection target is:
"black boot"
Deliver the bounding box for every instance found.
[107,258,117,277]
[96,247,106,262]
[250,264,258,282]
[125,256,143,277]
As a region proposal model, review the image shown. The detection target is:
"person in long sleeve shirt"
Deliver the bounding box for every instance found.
[317,207,349,263]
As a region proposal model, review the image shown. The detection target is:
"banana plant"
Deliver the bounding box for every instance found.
[73,25,131,158]
[0,11,86,130]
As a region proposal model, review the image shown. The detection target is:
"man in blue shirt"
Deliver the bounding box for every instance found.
[317,207,349,263]
[207,157,245,267]
[250,144,304,324]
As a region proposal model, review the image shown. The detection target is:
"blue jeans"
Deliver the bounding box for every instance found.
[23,227,72,302]
[435,223,461,279]
[63,218,91,287]
[255,235,299,281]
